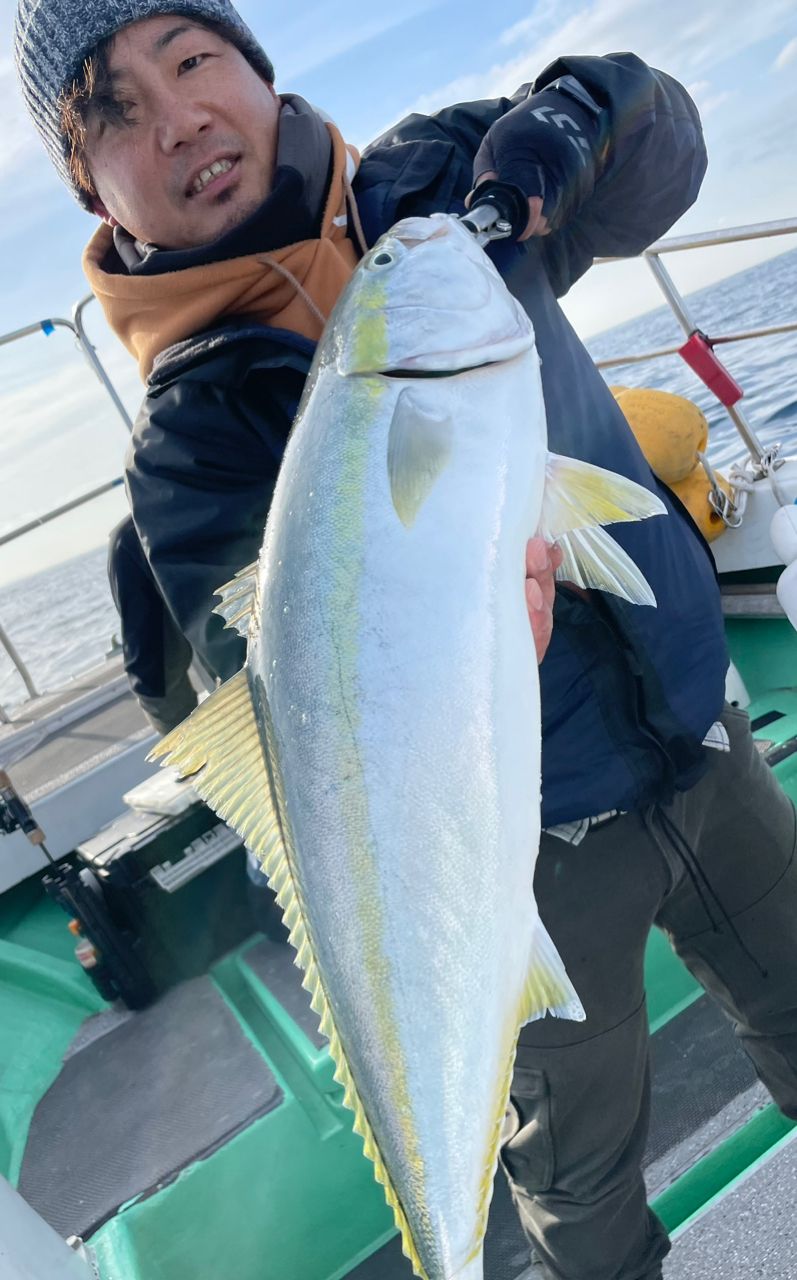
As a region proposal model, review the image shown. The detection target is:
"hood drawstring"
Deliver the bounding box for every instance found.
[256,177,369,337]
[644,805,769,980]
[256,255,329,331]
[344,168,370,257]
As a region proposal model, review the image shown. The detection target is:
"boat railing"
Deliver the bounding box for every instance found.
[1,218,796,718]
[0,295,131,717]
[593,216,797,465]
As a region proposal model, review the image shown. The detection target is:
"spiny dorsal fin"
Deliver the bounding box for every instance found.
[148,671,429,1278]
[541,452,666,539]
[213,562,260,638]
[388,387,453,527]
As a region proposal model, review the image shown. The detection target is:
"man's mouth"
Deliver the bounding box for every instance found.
[185,156,240,199]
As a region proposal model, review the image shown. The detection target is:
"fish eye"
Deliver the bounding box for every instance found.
[367,250,395,270]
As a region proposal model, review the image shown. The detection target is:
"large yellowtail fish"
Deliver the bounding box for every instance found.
[153,214,665,1279]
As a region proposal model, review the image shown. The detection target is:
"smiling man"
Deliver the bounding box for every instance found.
[14,3,797,1279]
[67,16,282,248]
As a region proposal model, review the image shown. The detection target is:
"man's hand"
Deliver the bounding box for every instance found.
[526,537,562,664]
[466,85,605,239]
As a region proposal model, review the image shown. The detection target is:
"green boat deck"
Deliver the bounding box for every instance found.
[1,616,796,1278]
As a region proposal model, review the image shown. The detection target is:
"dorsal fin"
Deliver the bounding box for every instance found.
[213,562,259,638]
[148,671,429,1279]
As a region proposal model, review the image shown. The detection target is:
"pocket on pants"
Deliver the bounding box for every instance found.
[500,1065,554,1193]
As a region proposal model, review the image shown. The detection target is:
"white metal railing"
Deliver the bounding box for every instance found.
[594,217,797,465]
[0,296,131,712]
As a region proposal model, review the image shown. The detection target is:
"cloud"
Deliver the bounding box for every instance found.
[774,36,797,70]
[687,81,734,118]
[395,0,796,122]
[238,0,442,82]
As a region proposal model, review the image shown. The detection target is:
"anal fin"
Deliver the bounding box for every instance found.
[521,919,585,1024]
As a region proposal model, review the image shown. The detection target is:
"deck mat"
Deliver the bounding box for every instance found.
[18,975,282,1238]
[667,1129,797,1277]
[645,995,760,1176]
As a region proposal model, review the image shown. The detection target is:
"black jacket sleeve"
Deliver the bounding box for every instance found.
[125,356,304,682]
[530,53,707,294]
[374,53,706,297]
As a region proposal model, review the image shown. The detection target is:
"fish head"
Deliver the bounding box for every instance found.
[333,213,535,377]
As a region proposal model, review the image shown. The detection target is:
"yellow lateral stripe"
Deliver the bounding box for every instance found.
[150,668,429,1280]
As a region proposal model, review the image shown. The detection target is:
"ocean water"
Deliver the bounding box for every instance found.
[2,247,796,714]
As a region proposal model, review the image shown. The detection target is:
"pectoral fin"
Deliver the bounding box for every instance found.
[388,388,453,527]
[540,452,665,605]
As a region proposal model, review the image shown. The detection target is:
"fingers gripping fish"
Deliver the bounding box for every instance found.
[152,214,665,1280]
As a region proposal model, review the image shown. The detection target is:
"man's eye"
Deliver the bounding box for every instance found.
[92,97,138,130]
[179,53,209,73]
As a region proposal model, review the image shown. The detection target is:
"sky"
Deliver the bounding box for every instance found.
[1,0,796,590]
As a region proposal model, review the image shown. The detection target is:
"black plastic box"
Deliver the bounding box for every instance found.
[76,801,252,996]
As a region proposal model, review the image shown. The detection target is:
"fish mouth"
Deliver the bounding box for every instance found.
[377,350,527,380]
[380,363,487,380]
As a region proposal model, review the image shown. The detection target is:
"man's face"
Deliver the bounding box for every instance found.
[84,16,280,248]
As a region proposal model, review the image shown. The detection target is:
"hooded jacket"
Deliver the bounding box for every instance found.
[121,53,728,825]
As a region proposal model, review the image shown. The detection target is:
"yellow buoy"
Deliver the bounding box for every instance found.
[669,464,732,542]
[611,387,709,484]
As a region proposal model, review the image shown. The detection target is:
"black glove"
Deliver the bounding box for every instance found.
[472,80,607,233]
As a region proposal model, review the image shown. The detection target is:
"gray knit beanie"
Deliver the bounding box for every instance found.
[14,0,275,206]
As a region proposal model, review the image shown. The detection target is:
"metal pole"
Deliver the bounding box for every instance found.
[595,216,797,263]
[645,216,797,256]
[644,253,767,466]
[0,620,39,700]
[0,318,73,348]
[0,477,124,549]
[72,295,134,433]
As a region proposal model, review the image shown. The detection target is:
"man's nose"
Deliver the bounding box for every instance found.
[155,92,214,152]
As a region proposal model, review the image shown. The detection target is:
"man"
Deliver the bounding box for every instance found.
[14,3,797,1277]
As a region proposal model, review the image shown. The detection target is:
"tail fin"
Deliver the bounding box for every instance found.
[540,451,665,605]
[556,526,656,606]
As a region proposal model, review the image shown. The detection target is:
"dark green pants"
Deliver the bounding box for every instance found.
[502,705,797,1279]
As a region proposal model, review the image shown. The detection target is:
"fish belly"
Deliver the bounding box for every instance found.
[252,353,548,1277]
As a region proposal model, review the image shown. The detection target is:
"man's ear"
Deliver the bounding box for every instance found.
[91,195,120,227]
